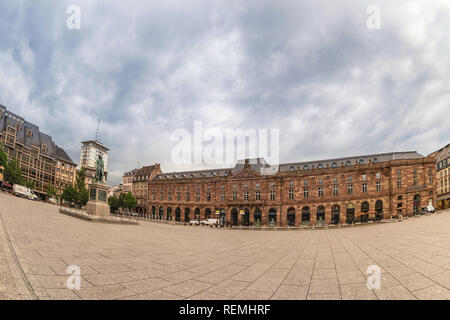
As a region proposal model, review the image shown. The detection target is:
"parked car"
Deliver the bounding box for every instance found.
[189,219,201,225]
[13,184,37,200]
[200,218,219,226]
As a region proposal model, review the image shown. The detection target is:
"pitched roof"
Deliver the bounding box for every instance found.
[0,104,76,165]
[152,151,425,180]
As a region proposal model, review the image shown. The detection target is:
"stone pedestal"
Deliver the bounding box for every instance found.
[86,182,110,218]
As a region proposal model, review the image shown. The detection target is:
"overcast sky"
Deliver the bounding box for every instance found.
[0,0,449,186]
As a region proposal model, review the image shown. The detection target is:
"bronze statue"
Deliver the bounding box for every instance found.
[94,154,105,183]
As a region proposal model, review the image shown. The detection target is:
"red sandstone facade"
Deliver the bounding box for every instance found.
[147,152,436,227]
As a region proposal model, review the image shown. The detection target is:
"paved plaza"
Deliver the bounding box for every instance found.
[1,192,450,300]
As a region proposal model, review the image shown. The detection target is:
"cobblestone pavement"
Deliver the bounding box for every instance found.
[1,192,450,300]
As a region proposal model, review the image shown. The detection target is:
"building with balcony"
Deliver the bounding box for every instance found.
[0,104,76,197]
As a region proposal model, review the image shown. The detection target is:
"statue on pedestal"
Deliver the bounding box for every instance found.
[94,154,105,183]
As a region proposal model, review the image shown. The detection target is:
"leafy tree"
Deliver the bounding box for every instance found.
[46,184,57,198]
[0,143,7,167]
[62,185,77,204]
[74,167,88,207]
[25,180,36,190]
[108,195,121,213]
[77,188,89,207]
[122,192,137,213]
[4,158,23,185]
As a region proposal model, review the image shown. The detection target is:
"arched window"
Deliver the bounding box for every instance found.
[254,209,262,227]
[346,160,352,167]
[361,201,369,213]
[316,206,325,226]
[331,204,340,225]
[231,208,238,226]
[346,203,355,224]
[175,207,181,222]
[287,207,296,227]
[301,206,310,225]
[268,208,277,227]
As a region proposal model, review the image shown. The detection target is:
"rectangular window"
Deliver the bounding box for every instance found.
[186,192,190,201]
[348,176,352,183]
[318,187,324,198]
[376,172,381,179]
[376,181,381,192]
[176,192,181,201]
[362,183,367,193]
[288,189,294,200]
[220,192,225,202]
[347,184,353,195]
[333,185,338,196]
[243,192,249,201]
[362,174,367,181]
[318,178,323,185]
[270,190,276,200]
[232,192,237,201]
[304,180,309,186]
[196,192,200,202]
[303,188,309,199]
[413,176,418,186]
[255,191,261,200]
[206,192,211,202]
[397,177,402,189]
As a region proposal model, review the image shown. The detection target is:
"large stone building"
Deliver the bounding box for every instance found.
[435,143,450,209]
[79,140,109,184]
[147,151,435,227]
[132,164,161,215]
[0,105,77,197]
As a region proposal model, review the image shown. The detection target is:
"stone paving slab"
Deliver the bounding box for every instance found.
[1,192,450,300]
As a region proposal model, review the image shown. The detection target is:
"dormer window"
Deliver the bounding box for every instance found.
[373,158,378,163]
[289,166,295,171]
[15,123,21,132]
[26,129,32,137]
[359,159,365,165]
[317,164,323,169]
[345,160,351,167]
[331,162,337,168]
[41,143,47,152]
[303,165,309,170]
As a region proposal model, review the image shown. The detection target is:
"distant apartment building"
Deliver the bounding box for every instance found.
[0,104,77,196]
[122,169,138,193]
[132,164,161,215]
[435,143,450,209]
[79,140,109,184]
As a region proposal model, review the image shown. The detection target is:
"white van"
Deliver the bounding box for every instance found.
[13,185,37,200]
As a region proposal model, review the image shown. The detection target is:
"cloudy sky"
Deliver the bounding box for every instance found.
[0,0,449,186]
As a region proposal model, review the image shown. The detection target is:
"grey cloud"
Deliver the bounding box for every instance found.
[0,0,449,185]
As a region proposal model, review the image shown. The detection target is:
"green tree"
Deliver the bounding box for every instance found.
[74,167,88,207]
[0,143,7,167]
[62,185,77,204]
[122,192,137,213]
[108,195,121,213]
[25,180,36,190]
[4,158,23,185]
[46,184,57,199]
